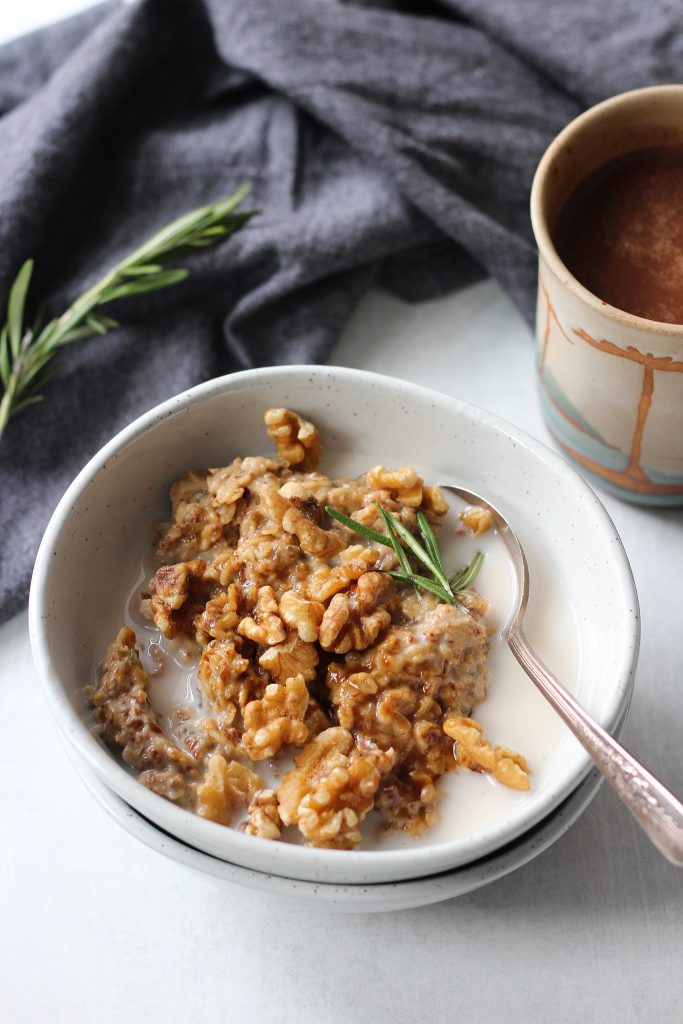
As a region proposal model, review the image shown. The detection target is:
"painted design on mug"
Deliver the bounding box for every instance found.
[537,280,683,500]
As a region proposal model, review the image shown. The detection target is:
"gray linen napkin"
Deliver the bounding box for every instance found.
[0,0,680,620]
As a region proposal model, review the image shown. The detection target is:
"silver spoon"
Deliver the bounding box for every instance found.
[441,483,683,867]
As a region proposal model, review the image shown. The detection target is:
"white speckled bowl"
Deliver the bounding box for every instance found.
[29,366,639,884]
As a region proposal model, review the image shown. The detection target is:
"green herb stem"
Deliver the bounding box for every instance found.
[450,551,485,591]
[376,504,419,597]
[0,185,255,440]
[324,506,393,548]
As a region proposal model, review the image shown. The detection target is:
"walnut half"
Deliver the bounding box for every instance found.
[279,590,324,643]
[150,559,206,638]
[259,632,319,683]
[198,636,257,726]
[443,716,530,790]
[244,789,282,840]
[236,585,285,646]
[242,674,309,761]
[195,753,263,825]
[277,728,394,849]
[264,408,322,470]
[318,572,393,654]
[366,465,423,507]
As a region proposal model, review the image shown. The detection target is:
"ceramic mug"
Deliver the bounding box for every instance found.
[530,85,683,506]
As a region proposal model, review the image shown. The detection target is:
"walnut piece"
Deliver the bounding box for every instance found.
[237,585,286,646]
[208,456,281,507]
[281,504,343,557]
[198,636,258,726]
[195,753,262,825]
[366,465,423,507]
[194,585,241,642]
[242,675,309,760]
[278,481,315,502]
[421,484,448,515]
[277,728,394,849]
[264,408,322,470]
[460,506,494,535]
[317,569,393,655]
[443,716,530,790]
[259,632,319,683]
[244,789,282,839]
[156,471,236,563]
[306,545,380,602]
[277,485,326,531]
[304,697,332,738]
[318,572,392,654]
[279,590,324,643]
[150,559,206,638]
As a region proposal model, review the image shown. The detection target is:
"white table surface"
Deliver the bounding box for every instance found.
[2,5,683,1022]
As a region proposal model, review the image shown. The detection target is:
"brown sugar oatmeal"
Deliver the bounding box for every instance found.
[88,409,529,850]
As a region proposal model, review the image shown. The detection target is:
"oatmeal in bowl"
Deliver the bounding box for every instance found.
[87,408,528,852]
[29,366,638,884]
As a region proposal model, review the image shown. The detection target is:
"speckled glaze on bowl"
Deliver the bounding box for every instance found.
[70,744,605,913]
[29,366,639,884]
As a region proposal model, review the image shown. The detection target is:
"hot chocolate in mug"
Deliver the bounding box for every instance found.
[530,85,683,506]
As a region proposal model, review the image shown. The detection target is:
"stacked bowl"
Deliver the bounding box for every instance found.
[29,367,639,912]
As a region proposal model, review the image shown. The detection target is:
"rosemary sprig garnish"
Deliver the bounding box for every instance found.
[325,503,484,607]
[0,184,255,439]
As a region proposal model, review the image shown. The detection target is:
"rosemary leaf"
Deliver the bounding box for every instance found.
[0,327,10,388]
[375,505,411,575]
[61,315,121,344]
[449,551,485,592]
[13,394,44,413]
[383,569,464,606]
[101,268,190,302]
[324,506,393,549]
[120,264,164,276]
[416,510,446,577]
[383,569,449,599]
[376,504,419,596]
[8,259,33,360]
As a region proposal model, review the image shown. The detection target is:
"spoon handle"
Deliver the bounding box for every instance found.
[508,624,683,867]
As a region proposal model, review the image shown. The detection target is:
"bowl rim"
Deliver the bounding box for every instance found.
[29,364,640,883]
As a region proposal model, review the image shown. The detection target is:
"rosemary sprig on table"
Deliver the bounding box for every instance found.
[325,503,484,607]
[0,184,255,440]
